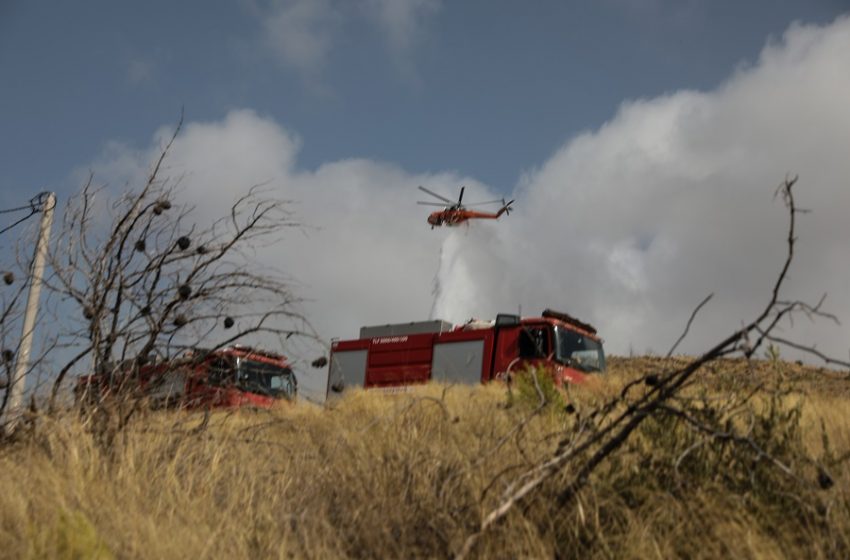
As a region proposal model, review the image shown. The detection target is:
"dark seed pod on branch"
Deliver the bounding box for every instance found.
[176,236,191,250]
[83,306,95,320]
[178,284,192,299]
[2,349,14,363]
[3,272,13,285]
[223,316,235,329]
[134,239,146,252]
[173,314,188,328]
[644,374,659,387]
[196,245,208,255]
[152,199,172,215]
[140,305,151,316]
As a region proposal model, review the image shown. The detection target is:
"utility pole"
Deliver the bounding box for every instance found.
[4,192,55,432]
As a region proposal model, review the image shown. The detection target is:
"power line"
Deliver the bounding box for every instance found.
[0,192,53,236]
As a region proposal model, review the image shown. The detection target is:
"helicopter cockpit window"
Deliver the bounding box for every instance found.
[519,327,550,358]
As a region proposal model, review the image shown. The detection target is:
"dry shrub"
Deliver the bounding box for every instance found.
[507,367,569,412]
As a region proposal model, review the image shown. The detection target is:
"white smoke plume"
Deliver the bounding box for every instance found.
[432,15,850,360]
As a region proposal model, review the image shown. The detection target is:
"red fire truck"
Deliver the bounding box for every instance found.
[327,309,605,395]
[75,346,298,409]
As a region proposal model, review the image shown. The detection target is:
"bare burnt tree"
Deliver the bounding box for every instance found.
[457,177,850,559]
[42,125,309,414]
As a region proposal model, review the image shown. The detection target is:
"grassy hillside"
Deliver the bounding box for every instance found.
[1,357,848,559]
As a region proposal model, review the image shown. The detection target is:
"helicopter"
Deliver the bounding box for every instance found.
[417,186,514,229]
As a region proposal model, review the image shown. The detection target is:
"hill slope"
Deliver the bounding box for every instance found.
[1,357,848,558]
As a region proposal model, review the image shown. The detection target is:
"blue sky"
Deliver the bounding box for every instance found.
[3,2,850,399]
[2,0,846,197]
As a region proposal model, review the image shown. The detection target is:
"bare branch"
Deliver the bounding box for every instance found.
[666,293,714,358]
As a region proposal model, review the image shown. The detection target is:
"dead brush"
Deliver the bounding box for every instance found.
[0,374,848,559]
[471,374,850,559]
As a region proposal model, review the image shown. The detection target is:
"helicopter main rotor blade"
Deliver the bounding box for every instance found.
[463,199,505,207]
[417,201,450,207]
[457,186,465,206]
[417,185,454,204]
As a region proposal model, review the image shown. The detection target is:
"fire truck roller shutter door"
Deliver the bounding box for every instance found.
[147,369,185,408]
[329,350,368,394]
[432,340,485,385]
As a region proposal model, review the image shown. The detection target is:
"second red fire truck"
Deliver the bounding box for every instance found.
[76,346,298,409]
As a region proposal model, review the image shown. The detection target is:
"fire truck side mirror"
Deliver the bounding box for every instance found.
[495,314,520,328]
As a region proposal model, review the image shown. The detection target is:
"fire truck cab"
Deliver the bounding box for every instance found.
[327,309,604,396]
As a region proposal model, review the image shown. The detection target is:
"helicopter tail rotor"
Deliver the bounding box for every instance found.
[497,198,514,217]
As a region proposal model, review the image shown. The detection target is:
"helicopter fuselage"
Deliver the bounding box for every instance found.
[427,209,503,227]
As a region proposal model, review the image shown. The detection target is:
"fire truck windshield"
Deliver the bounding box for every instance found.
[554,327,605,373]
[236,359,297,399]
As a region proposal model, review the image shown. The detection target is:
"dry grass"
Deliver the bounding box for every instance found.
[1,357,848,559]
